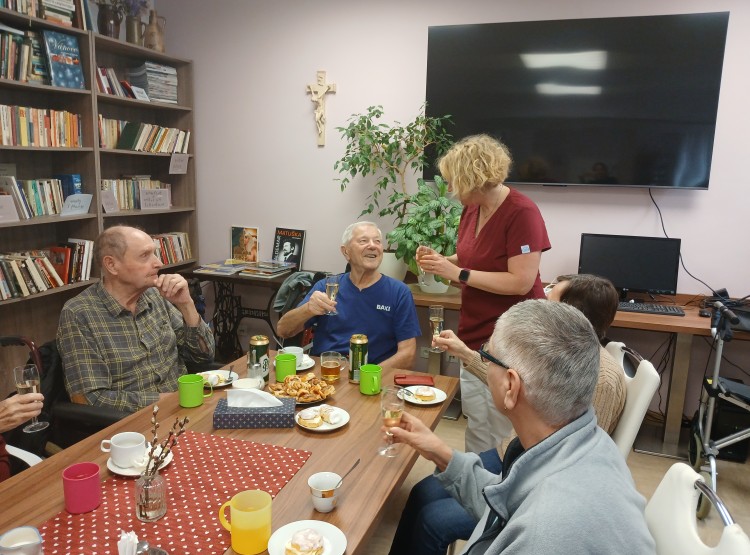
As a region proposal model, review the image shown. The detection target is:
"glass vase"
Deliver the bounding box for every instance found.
[97,3,122,39]
[135,470,167,522]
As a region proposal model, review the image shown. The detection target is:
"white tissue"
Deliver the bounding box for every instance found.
[117,530,138,555]
[226,388,283,408]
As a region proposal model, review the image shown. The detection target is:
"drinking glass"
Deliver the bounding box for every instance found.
[13,364,49,433]
[325,274,340,315]
[429,305,445,353]
[416,245,431,287]
[378,385,404,457]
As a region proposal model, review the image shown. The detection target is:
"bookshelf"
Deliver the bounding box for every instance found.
[0,7,198,376]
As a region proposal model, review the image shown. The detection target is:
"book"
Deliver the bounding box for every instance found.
[0,263,11,300]
[193,262,250,276]
[230,226,259,263]
[0,175,32,219]
[116,121,142,150]
[0,259,22,298]
[42,246,72,284]
[272,227,306,268]
[53,173,82,198]
[42,30,85,89]
[67,237,92,280]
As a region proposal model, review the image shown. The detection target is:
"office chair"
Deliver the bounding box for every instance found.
[645,462,750,555]
[604,342,661,458]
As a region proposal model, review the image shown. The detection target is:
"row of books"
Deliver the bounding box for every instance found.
[0,174,81,219]
[0,0,92,30]
[127,62,178,104]
[100,177,172,211]
[0,103,83,147]
[153,232,192,266]
[0,26,47,82]
[0,239,91,300]
[112,120,191,154]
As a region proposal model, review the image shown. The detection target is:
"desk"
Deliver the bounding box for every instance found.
[0,357,459,555]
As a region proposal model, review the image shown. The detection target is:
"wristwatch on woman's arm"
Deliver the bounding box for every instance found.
[459,268,471,284]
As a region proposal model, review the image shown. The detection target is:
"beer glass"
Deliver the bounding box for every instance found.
[13,364,49,433]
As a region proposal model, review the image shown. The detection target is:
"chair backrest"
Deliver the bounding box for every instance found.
[645,462,750,555]
[272,271,327,348]
[606,342,661,458]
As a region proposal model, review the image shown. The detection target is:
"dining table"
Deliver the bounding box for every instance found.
[0,353,459,555]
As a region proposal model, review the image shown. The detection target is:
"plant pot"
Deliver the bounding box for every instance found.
[379,252,407,281]
[97,4,122,39]
[418,273,450,294]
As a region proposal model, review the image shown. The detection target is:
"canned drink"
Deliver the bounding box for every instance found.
[349,334,368,384]
[248,335,270,383]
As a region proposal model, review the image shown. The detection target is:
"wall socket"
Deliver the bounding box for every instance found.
[419,347,430,359]
[447,354,458,363]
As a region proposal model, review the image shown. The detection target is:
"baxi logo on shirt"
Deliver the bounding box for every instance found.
[377,304,391,312]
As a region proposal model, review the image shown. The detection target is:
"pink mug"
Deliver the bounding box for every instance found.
[62,462,101,514]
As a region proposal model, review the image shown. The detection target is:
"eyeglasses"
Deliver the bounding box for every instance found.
[478,342,510,370]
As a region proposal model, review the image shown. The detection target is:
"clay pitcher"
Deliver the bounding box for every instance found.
[143,9,166,52]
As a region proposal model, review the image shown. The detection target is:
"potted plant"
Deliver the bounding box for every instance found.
[386,176,461,293]
[334,105,453,279]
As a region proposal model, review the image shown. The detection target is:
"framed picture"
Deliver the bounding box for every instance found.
[230,226,258,262]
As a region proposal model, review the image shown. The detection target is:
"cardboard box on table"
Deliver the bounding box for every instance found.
[213,397,296,429]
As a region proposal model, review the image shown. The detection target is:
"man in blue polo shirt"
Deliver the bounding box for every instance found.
[277,221,419,367]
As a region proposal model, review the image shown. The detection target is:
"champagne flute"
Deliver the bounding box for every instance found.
[429,305,445,353]
[13,364,49,433]
[378,385,405,457]
[416,245,429,287]
[325,274,340,315]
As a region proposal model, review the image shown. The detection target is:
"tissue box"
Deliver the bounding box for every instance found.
[213,397,296,429]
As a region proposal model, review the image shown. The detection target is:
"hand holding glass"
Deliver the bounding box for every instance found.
[416,245,431,286]
[378,386,405,457]
[325,274,340,315]
[429,305,445,353]
[13,364,49,433]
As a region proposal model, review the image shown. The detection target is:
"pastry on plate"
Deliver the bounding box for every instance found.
[285,528,324,555]
[414,386,436,401]
[319,404,340,425]
[298,407,322,428]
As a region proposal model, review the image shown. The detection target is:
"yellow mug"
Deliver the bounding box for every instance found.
[218,489,272,555]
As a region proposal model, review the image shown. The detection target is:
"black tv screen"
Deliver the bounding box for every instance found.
[425,12,729,189]
[577,234,681,297]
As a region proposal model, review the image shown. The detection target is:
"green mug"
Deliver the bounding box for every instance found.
[275,353,297,382]
[359,364,382,395]
[178,374,212,408]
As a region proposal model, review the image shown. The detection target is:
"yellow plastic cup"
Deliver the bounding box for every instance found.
[218,489,272,555]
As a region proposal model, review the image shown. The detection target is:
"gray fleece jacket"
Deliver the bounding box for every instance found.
[436,408,656,555]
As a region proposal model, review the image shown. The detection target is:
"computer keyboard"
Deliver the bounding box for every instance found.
[617,302,685,316]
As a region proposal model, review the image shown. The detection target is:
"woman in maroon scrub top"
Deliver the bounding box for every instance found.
[418,134,550,453]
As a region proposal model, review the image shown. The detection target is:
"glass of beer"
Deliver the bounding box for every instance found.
[320,351,346,383]
[429,305,444,353]
[13,364,49,433]
[378,385,405,457]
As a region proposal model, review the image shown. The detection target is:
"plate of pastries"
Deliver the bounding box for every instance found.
[269,372,335,404]
[402,385,447,406]
[267,521,346,555]
[295,405,350,432]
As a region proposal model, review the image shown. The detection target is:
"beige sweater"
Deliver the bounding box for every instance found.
[462,346,627,454]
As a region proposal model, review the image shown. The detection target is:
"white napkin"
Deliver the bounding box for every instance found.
[226,388,283,408]
[117,530,138,555]
[131,446,163,473]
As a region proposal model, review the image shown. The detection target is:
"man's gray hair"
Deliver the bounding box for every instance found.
[341,221,382,245]
[491,299,600,427]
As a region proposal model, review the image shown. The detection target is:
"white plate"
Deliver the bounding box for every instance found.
[295,407,350,432]
[273,354,315,372]
[197,370,238,388]
[268,520,346,555]
[106,450,173,477]
[402,386,447,406]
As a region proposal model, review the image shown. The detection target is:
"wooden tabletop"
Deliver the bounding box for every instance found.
[0,356,458,555]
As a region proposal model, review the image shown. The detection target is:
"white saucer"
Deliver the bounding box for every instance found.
[107,450,173,477]
[295,407,350,432]
[198,370,238,388]
[402,386,447,406]
[273,354,315,371]
[232,377,265,390]
[268,520,346,555]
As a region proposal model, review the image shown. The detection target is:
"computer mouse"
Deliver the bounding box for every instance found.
[699,309,711,317]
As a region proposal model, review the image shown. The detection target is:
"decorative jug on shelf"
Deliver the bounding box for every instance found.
[143,9,166,53]
[125,15,146,46]
[97,3,122,39]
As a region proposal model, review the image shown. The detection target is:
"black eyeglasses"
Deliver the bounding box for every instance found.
[478,342,509,370]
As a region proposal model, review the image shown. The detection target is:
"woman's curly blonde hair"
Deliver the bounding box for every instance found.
[438,134,513,198]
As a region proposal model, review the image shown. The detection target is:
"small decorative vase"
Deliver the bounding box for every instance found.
[143,9,166,53]
[97,4,122,39]
[135,471,167,522]
[125,15,146,46]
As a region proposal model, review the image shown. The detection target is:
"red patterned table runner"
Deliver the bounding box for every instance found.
[40,431,311,554]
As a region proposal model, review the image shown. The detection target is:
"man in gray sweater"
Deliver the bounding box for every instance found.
[390,300,655,554]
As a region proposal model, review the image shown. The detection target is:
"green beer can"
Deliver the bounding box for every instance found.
[248,335,270,383]
[349,334,368,384]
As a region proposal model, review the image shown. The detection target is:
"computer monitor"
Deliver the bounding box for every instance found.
[577,234,681,300]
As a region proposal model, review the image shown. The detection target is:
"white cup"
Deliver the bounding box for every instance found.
[0,526,43,555]
[280,346,304,368]
[100,432,146,469]
[308,472,341,513]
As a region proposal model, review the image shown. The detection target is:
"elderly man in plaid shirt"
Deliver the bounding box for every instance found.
[57,225,215,413]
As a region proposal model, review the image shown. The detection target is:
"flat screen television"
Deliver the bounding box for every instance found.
[425,12,729,189]
[577,233,681,300]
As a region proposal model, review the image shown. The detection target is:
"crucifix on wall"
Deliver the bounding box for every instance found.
[306,70,336,146]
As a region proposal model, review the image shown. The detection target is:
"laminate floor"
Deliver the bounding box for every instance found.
[361,416,750,554]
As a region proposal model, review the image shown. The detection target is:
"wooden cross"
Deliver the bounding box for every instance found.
[306,70,336,146]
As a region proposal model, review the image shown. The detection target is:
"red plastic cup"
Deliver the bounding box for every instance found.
[62,462,102,514]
